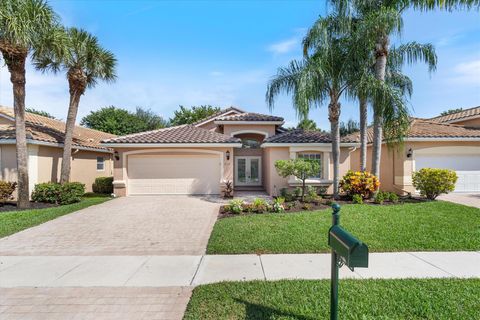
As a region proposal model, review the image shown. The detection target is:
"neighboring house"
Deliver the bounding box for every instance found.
[104,106,480,196]
[0,106,115,194]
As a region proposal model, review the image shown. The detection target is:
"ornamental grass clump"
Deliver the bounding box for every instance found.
[412,168,457,200]
[340,170,380,199]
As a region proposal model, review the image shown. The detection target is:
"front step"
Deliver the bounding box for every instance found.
[234,186,265,192]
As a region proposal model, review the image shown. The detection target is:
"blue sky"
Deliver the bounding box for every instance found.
[0,1,479,130]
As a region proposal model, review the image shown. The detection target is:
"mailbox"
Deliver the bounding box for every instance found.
[328,225,368,270]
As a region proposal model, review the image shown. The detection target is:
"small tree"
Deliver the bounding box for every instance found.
[412,168,458,200]
[275,159,320,202]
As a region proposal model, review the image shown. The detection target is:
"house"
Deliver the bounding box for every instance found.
[348,106,480,194]
[104,106,480,196]
[0,106,115,194]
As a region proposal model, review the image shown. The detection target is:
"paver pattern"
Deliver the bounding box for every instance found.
[0,196,219,255]
[0,287,192,320]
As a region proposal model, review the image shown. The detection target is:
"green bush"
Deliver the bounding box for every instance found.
[0,181,17,205]
[412,168,458,200]
[226,199,244,214]
[306,186,317,198]
[280,188,295,202]
[59,182,86,204]
[374,191,385,204]
[92,177,113,194]
[32,182,85,205]
[388,192,399,203]
[293,187,302,198]
[32,183,61,204]
[352,194,363,204]
[252,198,269,213]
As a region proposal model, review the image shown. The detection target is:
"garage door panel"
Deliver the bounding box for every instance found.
[127,154,221,195]
[415,154,480,192]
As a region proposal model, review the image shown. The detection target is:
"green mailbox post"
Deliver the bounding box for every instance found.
[328,203,369,320]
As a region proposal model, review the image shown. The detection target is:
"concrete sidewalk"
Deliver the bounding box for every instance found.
[1,251,479,287]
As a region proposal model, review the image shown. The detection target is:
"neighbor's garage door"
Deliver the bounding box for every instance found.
[415,154,480,192]
[127,154,221,195]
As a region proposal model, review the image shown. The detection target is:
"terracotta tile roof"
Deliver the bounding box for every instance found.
[102,124,241,144]
[215,112,284,122]
[263,129,358,144]
[0,106,115,151]
[343,118,480,143]
[192,106,245,126]
[429,106,480,123]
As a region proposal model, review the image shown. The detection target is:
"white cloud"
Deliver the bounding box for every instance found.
[209,71,224,77]
[450,59,480,86]
[267,37,299,54]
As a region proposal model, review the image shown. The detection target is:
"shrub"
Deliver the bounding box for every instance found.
[317,186,327,195]
[241,202,255,213]
[301,203,313,211]
[32,183,61,204]
[31,182,85,205]
[252,198,269,213]
[293,187,302,199]
[92,177,113,194]
[59,182,85,204]
[280,188,295,202]
[387,192,399,203]
[352,194,363,204]
[226,199,244,214]
[340,170,380,199]
[271,197,285,213]
[306,185,317,198]
[374,191,385,204]
[0,181,17,205]
[275,158,320,202]
[412,168,458,200]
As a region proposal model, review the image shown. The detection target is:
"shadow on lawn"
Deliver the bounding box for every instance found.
[234,299,316,320]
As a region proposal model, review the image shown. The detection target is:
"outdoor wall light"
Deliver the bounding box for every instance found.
[406,148,413,158]
[226,150,230,161]
[114,151,120,161]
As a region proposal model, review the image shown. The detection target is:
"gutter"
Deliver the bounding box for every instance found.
[0,139,113,153]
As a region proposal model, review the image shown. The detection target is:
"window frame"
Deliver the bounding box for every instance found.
[297,152,323,179]
[96,156,105,171]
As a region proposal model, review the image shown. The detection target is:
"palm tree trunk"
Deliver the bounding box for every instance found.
[60,90,81,184]
[328,101,341,199]
[4,51,30,208]
[371,34,389,179]
[359,96,368,171]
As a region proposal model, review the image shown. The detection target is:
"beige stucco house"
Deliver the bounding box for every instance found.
[0,106,115,194]
[102,106,480,197]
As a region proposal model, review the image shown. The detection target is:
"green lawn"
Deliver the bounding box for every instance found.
[184,279,480,320]
[0,197,110,238]
[207,201,480,254]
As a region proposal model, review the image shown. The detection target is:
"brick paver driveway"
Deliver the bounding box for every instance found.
[0,196,219,319]
[0,196,219,255]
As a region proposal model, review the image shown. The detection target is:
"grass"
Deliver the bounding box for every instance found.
[0,197,110,238]
[207,201,480,254]
[184,279,480,320]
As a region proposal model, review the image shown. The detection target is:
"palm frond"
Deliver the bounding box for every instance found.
[389,42,437,73]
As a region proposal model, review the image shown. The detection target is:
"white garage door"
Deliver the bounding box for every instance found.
[127,154,221,195]
[415,154,480,192]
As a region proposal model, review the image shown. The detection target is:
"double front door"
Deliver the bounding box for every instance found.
[235,156,262,186]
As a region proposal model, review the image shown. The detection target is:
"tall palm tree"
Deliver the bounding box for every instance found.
[331,0,477,179]
[34,27,117,183]
[267,15,402,198]
[0,0,57,208]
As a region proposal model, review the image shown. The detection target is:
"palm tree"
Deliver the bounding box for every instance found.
[297,119,318,130]
[267,15,402,198]
[35,27,117,183]
[0,0,57,208]
[331,0,478,179]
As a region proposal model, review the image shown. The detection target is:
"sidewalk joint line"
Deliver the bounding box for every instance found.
[123,256,151,286]
[190,255,204,286]
[258,255,267,280]
[407,252,455,277]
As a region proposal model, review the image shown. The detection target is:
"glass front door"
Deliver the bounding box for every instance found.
[235,157,262,186]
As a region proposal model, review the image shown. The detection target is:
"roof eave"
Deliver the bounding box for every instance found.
[0,139,113,153]
[214,120,284,125]
[101,142,243,148]
[261,142,360,148]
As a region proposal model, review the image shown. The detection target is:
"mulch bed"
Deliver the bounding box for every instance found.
[218,195,428,219]
[0,201,58,213]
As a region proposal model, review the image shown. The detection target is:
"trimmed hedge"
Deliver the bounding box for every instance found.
[31,182,85,205]
[92,177,113,194]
